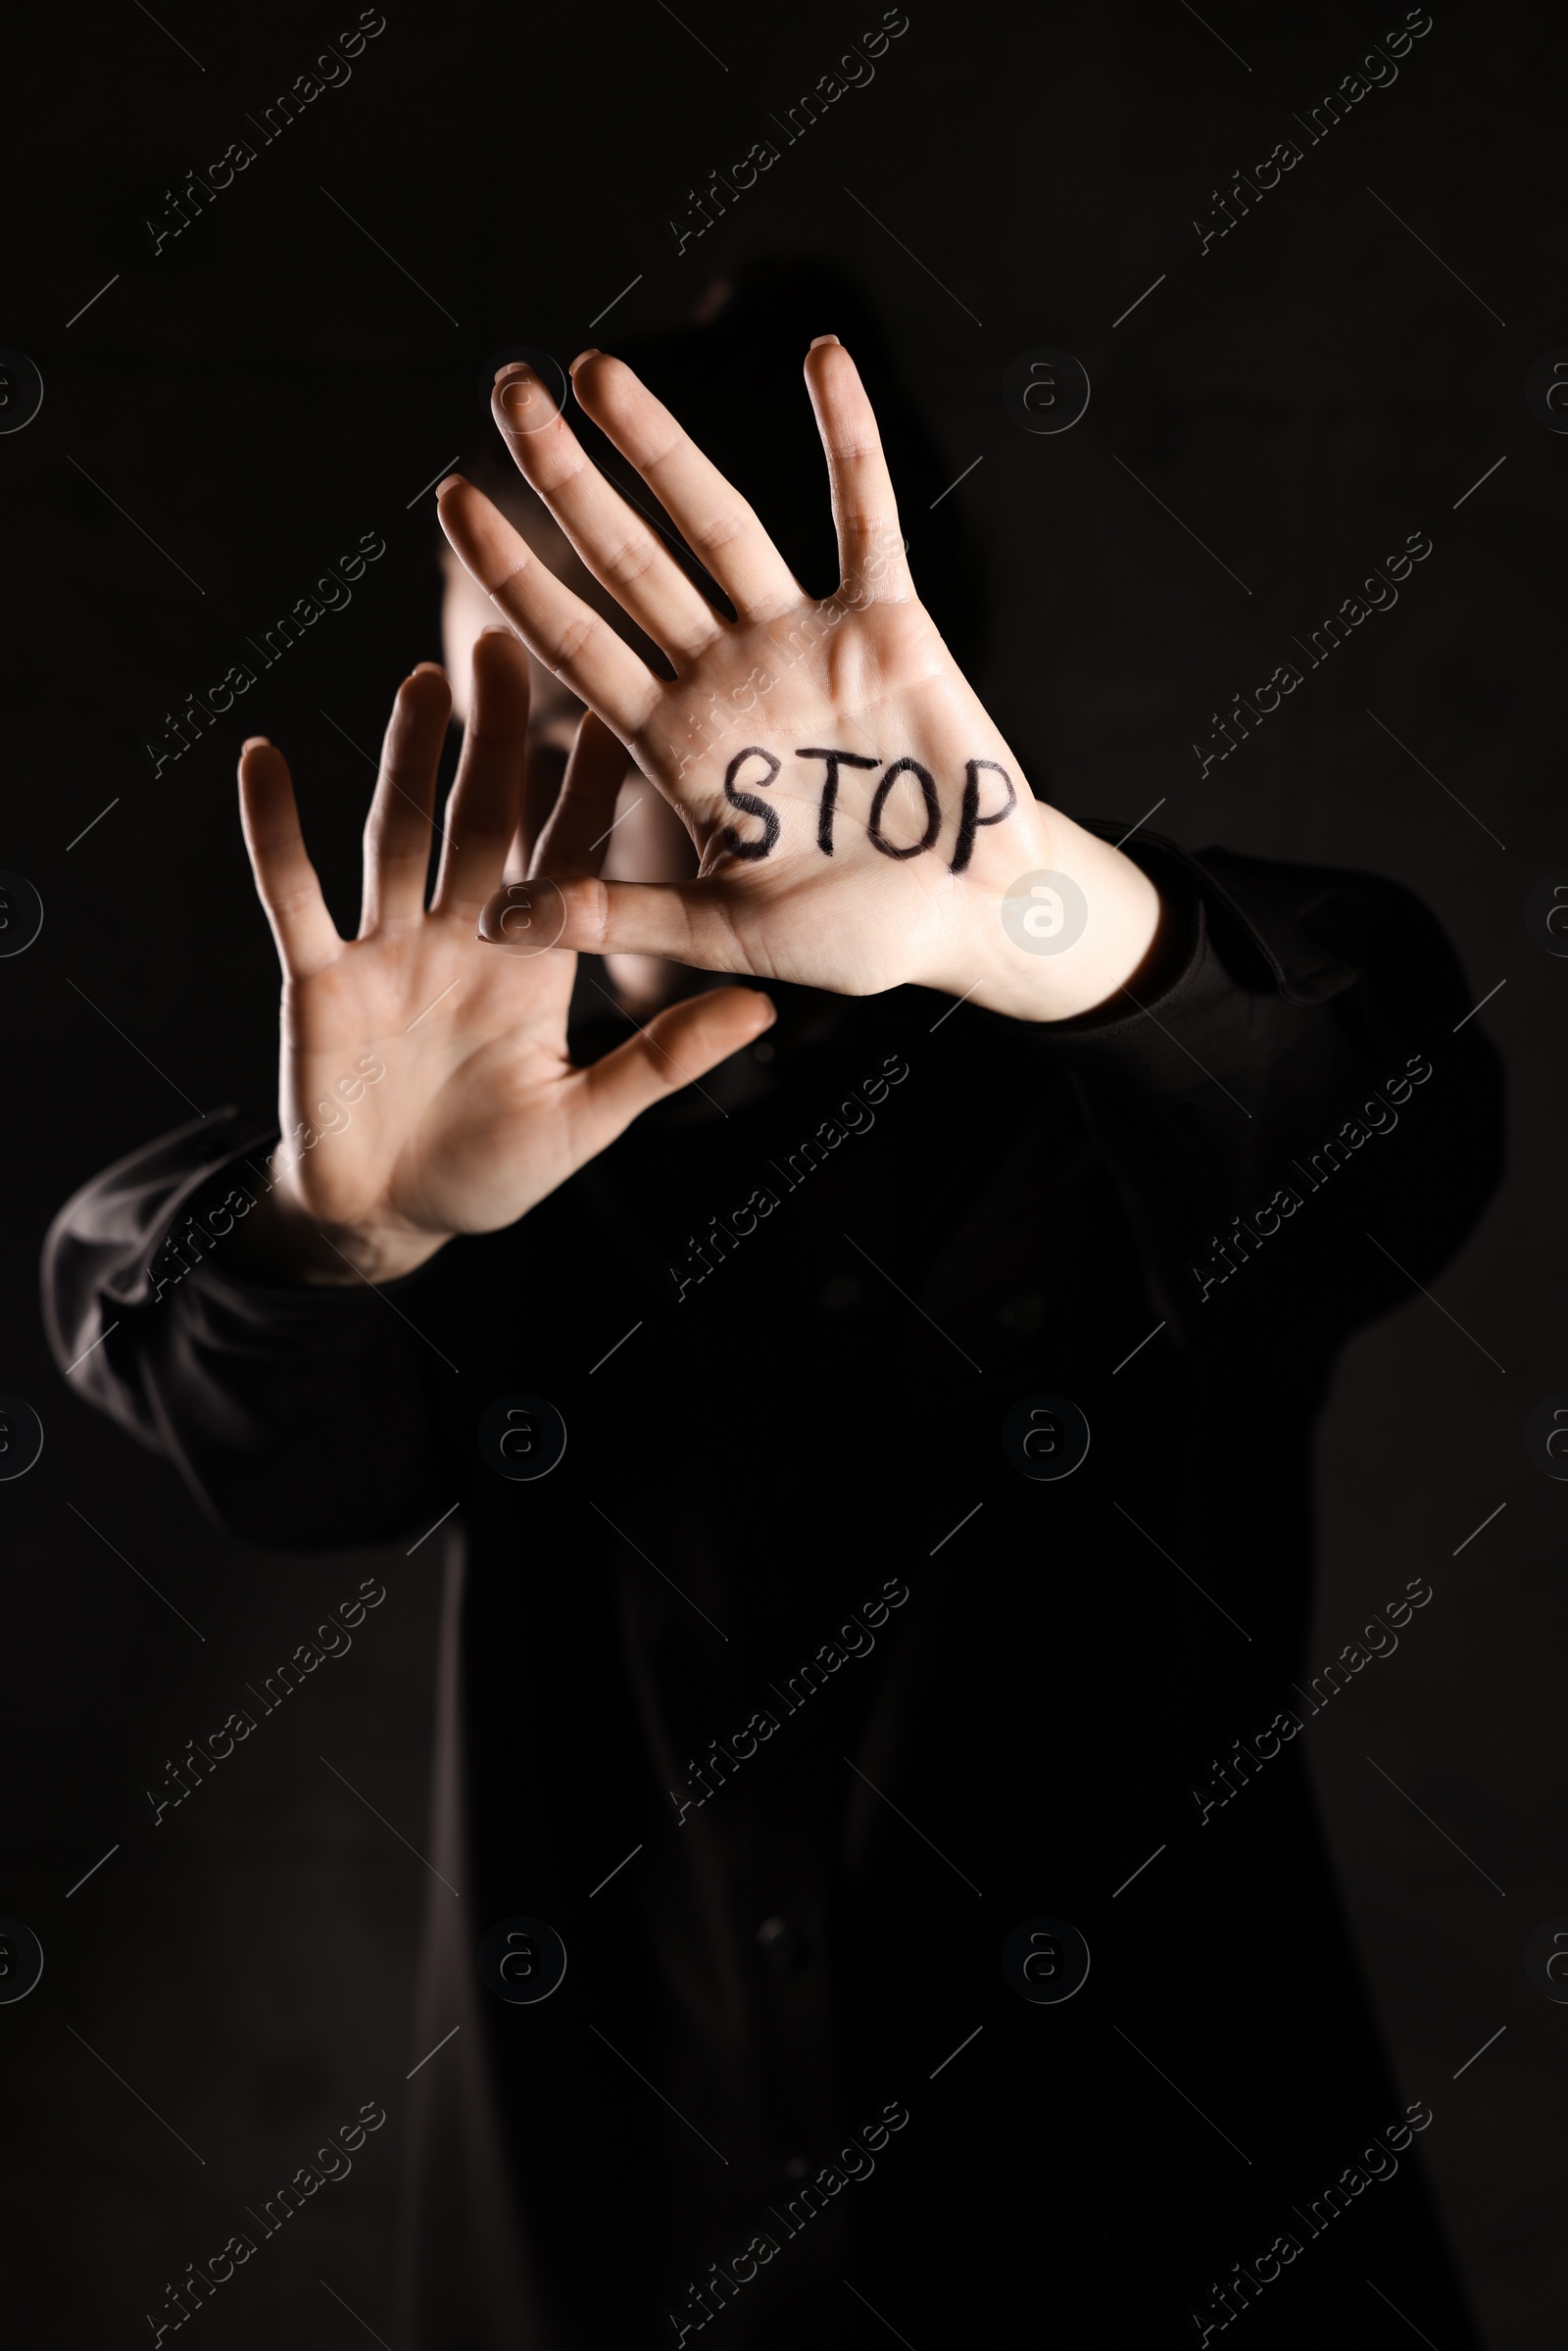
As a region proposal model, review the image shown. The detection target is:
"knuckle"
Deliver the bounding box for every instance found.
[639,422,688,474]
[836,505,891,536]
[533,443,588,493]
[692,508,753,560]
[550,612,597,670]
[602,534,658,590]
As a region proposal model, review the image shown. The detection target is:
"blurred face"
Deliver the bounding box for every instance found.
[440,502,698,1019]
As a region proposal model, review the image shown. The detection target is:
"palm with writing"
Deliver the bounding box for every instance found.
[436,338,1162,1022]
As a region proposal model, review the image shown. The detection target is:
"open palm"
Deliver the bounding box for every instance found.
[236,632,772,1283]
[437,338,1160,1024]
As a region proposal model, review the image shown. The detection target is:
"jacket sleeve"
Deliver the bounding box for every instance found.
[1034,827,1506,1376]
[40,1110,444,1551]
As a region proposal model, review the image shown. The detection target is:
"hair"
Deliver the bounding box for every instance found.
[457,255,990,675]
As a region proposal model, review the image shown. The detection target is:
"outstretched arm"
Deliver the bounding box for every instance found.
[42,638,774,1546]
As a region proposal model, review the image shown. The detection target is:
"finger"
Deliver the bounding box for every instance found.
[516,740,567,878]
[237,737,343,979]
[435,475,661,743]
[568,351,801,624]
[573,984,776,1147]
[360,664,452,934]
[531,710,635,879]
[803,336,913,606]
[483,873,749,975]
[492,364,723,665]
[429,629,529,918]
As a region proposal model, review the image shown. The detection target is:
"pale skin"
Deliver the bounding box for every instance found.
[440,509,700,1022]
[231,336,1164,1288]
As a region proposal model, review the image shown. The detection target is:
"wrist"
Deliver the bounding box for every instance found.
[228,1179,451,1289]
[964,817,1165,1023]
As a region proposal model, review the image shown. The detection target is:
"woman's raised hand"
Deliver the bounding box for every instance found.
[233,632,773,1284]
[435,338,1162,1025]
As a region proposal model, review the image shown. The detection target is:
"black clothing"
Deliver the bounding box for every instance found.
[45,831,1501,2347]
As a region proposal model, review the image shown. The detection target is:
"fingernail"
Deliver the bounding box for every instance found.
[241,735,270,753]
[493,360,531,385]
[568,348,602,375]
[758,995,778,1027]
[435,472,466,498]
[809,333,840,349]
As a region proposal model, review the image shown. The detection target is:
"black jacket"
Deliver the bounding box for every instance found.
[44,831,1502,2348]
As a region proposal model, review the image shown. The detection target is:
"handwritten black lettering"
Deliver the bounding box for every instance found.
[797,746,880,855]
[719,746,783,860]
[867,757,940,860]
[949,759,1016,874]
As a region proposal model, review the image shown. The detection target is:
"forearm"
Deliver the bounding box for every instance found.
[1030,831,1504,1355]
[42,1113,444,1547]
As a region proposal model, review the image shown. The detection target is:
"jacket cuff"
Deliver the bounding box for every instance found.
[1025,822,1361,1045]
[45,1108,439,1331]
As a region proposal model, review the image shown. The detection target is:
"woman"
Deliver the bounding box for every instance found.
[45,270,1497,2346]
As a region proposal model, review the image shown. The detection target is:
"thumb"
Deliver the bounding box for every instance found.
[482,874,748,973]
[573,985,775,1146]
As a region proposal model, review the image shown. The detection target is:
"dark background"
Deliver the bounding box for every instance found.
[3,0,1563,2341]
